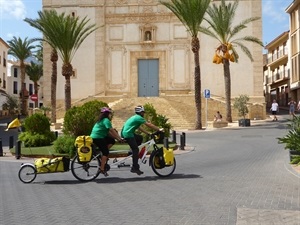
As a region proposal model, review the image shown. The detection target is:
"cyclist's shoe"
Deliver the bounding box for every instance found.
[99,169,109,177]
[130,167,144,175]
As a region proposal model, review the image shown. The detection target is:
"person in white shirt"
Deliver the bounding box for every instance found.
[270,99,279,121]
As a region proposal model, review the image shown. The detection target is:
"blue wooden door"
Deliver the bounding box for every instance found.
[138,59,159,97]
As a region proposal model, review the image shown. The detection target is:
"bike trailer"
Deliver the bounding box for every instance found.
[34,157,70,173]
[75,135,93,163]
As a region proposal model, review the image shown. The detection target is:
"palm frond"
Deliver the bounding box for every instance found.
[160,0,210,37]
[233,41,253,61]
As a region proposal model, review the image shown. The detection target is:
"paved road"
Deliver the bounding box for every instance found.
[0,114,300,225]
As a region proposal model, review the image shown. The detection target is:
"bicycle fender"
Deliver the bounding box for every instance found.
[20,162,35,167]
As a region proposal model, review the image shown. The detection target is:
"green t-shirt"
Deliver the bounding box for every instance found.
[121,114,146,138]
[90,118,112,139]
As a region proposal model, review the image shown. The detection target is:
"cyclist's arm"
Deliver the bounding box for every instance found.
[144,122,161,132]
[108,128,123,141]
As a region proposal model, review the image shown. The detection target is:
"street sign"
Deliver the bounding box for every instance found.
[204,89,210,98]
[30,94,38,102]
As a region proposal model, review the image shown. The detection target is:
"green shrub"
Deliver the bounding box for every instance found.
[23,113,51,134]
[143,103,172,140]
[278,117,300,151]
[63,100,108,136]
[53,135,76,158]
[290,155,300,165]
[19,131,56,147]
[18,113,56,147]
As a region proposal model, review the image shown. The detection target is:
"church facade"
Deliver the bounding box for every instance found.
[42,0,264,110]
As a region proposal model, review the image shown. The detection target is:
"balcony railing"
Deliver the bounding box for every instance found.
[267,48,288,64]
[266,69,290,84]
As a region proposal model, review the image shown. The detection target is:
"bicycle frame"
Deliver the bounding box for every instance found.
[98,137,157,170]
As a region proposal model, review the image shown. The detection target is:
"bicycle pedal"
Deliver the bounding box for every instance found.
[142,159,147,164]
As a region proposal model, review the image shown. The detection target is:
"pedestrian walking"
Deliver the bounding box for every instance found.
[270,99,279,121]
[288,99,297,118]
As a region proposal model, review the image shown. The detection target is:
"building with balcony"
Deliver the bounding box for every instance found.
[0,38,9,110]
[264,31,290,107]
[6,60,43,110]
[286,0,300,103]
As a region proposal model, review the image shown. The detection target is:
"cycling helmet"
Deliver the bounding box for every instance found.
[135,106,145,113]
[101,107,112,113]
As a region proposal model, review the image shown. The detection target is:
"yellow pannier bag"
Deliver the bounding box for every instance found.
[34,157,66,173]
[75,136,93,163]
[163,147,174,166]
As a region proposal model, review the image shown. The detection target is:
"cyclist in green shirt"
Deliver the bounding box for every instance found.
[121,105,162,175]
[91,107,124,176]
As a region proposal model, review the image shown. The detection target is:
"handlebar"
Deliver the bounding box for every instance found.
[150,130,163,139]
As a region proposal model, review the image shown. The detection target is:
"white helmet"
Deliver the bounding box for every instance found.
[135,106,145,113]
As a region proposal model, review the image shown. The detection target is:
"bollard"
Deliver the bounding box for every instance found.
[0,138,3,157]
[9,136,14,149]
[15,140,21,159]
[172,130,176,143]
[163,137,169,149]
[180,135,185,150]
[182,132,186,147]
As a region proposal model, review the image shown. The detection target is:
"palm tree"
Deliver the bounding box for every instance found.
[26,61,43,108]
[25,10,98,112]
[25,11,66,123]
[200,0,263,122]
[7,37,35,115]
[159,0,211,129]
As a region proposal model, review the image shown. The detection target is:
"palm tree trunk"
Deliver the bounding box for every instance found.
[223,59,232,122]
[192,37,202,129]
[20,61,27,115]
[65,75,71,111]
[51,49,58,123]
[62,63,73,111]
[34,81,39,108]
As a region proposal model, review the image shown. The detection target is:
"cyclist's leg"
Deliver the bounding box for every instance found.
[125,137,141,172]
[93,138,109,176]
[134,134,143,146]
[105,136,116,149]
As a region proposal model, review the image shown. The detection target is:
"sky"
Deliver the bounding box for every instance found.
[0,0,292,46]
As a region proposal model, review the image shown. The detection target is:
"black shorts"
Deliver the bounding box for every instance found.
[272,111,277,115]
[92,136,115,156]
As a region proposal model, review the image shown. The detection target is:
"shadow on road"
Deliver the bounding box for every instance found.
[96,173,202,184]
[34,174,202,185]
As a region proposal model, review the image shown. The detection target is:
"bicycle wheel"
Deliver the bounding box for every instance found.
[71,155,100,182]
[18,164,37,183]
[150,151,176,177]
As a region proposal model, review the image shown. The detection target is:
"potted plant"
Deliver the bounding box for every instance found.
[233,94,250,127]
[277,117,300,163]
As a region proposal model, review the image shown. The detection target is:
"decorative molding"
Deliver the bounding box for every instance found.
[142,6,153,13]
[106,13,172,24]
[139,0,154,4]
[115,0,128,5]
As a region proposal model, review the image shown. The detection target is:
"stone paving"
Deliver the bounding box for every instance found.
[1,115,300,224]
